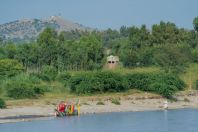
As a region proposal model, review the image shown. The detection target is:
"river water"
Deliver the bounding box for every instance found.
[0,109,198,132]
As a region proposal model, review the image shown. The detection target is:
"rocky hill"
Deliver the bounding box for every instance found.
[0,16,91,42]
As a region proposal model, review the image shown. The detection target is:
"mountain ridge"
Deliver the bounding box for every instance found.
[0,16,92,42]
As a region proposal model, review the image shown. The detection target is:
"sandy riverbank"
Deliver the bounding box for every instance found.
[1,91,198,124]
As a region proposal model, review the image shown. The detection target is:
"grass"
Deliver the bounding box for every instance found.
[180,63,198,90]
[111,66,161,74]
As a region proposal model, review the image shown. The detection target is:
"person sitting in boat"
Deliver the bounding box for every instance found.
[55,101,66,116]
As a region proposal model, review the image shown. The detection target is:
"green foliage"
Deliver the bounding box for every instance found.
[4,42,17,59]
[96,101,105,105]
[193,16,198,32]
[126,73,185,98]
[0,98,6,109]
[56,72,71,82]
[184,98,190,102]
[4,74,46,99]
[40,65,57,81]
[151,21,180,45]
[192,47,198,63]
[70,71,129,95]
[153,45,191,73]
[111,98,121,105]
[196,80,198,90]
[70,71,185,98]
[0,59,23,79]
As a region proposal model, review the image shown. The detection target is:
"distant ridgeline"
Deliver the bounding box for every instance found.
[0,16,92,42]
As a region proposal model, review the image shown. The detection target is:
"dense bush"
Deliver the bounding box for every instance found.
[0,59,23,79]
[111,98,121,105]
[0,98,6,109]
[126,73,185,98]
[56,72,71,85]
[4,74,46,99]
[69,71,185,98]
[192,48,198,63]
[70,72,129,95]
[196,80,198,90]
[39,65,57,81]
[96,101,105,105]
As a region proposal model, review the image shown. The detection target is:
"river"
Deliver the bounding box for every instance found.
[0,109,197,132]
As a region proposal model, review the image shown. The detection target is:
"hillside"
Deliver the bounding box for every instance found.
[0,16,91,42]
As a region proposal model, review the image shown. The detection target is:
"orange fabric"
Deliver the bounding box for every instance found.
[71,105,74,112]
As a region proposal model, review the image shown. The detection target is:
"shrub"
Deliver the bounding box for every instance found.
[192,48,198,63]
[7,85,36,99]
[196,80,198,90]
[0,98,6,109]
[39,65,57,81]
[111,98,120,105]
[4,74,46,99]
[70,71,185,98]
[56,72,71,85]
[126,72,185,98]
[126,73,150,91]
[149,83,176,98]
[184,98,190,102]
[0,59,23,79]
[96,101,105,105]
[70,72,129,95]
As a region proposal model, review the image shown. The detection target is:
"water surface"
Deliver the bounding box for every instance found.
[0,109,198,132]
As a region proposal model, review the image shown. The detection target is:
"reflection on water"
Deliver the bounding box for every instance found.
[0,109,198,132]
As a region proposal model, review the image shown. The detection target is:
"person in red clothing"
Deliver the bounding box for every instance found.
[57,102,66,113]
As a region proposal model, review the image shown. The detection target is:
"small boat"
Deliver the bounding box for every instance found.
[55,100,80,117]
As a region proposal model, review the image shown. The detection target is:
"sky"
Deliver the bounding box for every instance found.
[0,0,197,29]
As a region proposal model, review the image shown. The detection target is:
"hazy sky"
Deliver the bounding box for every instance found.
[0,0,197,29]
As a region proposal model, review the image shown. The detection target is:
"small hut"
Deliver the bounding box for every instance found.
[106,55,119,69]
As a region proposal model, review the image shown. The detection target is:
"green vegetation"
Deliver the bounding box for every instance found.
[0,59,24,79]
[111,98,121,105]
[70,72,128,95]
[3,74,47,99]
[184,98,190,102]
[69,72,184,98]
[126,73,185,98]
[180,63,198,90]
[0,98,6,109]
[0,17,198,100]
[196,80,198,90]
[39,65,57,81]
[96,101,105,105]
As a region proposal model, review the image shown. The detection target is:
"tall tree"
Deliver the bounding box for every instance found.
[193,16,198,32]
[37,28,58,66]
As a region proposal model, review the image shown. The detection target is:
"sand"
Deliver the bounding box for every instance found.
[1,91,198,123]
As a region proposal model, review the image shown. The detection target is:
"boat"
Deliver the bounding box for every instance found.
[55,100,80,117]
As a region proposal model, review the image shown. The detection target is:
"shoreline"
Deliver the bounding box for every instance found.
[1,92,198,124]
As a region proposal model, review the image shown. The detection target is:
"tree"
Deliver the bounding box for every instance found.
[151,21,180,45]
[0,59,24,78]
[4,42,17,59]
[193,16,198,32]
[120,26,130,37]
[129,25,150,49]
[192,47,198,63]
[37,28,58,66]
[153,44,190,73]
